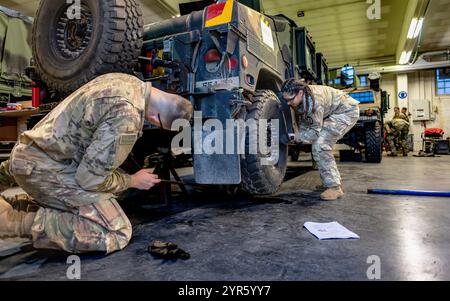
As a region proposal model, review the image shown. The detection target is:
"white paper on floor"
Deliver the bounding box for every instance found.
[303,221,360,240]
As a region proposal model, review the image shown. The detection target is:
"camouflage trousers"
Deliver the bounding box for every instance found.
[312,109,359,188]
[387,128,409,155]
[7,142,132,254]
[397,127,409,154]
[0,159,16,191]
[387,133,398,154]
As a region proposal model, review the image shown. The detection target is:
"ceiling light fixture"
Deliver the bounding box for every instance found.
[407,17,424,39]
[399,50,412,65]
[407,18,418,39]
[413,18,424,38]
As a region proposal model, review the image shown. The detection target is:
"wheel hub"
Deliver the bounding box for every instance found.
[55,4,93,59]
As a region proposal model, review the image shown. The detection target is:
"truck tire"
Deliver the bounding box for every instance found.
[365,121,382,163]
[241,90,288,195]
[290,147,300,162]
[32,0,143,94]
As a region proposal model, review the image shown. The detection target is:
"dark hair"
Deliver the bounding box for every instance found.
[281,79,316,124]
[401,107,408,111]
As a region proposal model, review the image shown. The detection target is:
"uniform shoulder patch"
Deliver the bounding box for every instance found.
[119,134,138,145]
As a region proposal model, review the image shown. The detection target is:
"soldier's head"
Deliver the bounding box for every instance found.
[281,79,316,121]
[394,107,400,114]
[282,79,308,107]
[401,107,408,114]
[145,87,193,129]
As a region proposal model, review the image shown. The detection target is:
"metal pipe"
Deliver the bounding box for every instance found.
[368,189,450,197]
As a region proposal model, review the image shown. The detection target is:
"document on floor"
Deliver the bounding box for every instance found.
[303,221,360,240]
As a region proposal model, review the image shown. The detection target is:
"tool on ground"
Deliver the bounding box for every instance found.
[148,240,190,260]
[368,189,450,197]
[158,179,204,188]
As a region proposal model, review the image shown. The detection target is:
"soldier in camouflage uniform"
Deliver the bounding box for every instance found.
[0,73,193,253]
[384,120,398,156]
[384,117,409,156]
[393,113,410,156]
[393,107,400,119]
[282,79,360,201]
[401,107,410,123]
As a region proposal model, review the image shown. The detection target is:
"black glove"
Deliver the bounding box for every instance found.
[148,240,190,260]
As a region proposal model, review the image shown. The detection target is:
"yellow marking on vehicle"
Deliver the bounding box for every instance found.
[205,0,234,28]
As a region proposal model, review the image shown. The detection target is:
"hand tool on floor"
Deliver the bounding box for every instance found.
[148,240,190,260]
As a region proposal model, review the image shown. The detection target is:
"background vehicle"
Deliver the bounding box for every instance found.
[332,71,389,163]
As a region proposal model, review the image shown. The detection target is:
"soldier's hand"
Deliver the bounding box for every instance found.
[130,169,161,190]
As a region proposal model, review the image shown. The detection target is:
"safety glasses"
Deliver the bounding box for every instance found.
[282,92,297,103]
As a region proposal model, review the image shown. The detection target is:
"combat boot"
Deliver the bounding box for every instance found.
[316,183,345,192]
[0,196,35,238]
[320,186,344,201]
[388,152,398,157]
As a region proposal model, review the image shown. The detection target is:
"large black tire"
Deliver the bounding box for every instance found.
[290,147,300,162]
[365,121,382,163]
[241,90,289,195]
[32,0,143,94]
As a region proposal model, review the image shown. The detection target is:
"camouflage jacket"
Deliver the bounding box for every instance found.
[296,85,360,143]
[20,73,151,193]
[385,118,409,134]
[392,118,409,131]
[394,113,410,123]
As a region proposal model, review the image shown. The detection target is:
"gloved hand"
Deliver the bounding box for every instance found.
[294,132,302,143]
[294,130,318,144]
[148,240,190,260]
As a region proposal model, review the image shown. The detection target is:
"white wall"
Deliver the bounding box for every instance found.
[381,70,450,151]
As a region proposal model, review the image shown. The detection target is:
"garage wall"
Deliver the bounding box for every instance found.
[382,70,450,151]
[408,70,450,150]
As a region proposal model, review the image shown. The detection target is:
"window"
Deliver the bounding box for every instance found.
[436,69,450,95]
[349,91,375,104]
[359,75,368,87]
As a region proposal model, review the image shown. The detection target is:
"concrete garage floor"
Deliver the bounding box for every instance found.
[1,155,450,280]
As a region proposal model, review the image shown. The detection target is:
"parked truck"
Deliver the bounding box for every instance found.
[30,0,339,195]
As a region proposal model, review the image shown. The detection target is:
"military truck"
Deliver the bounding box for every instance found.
[0,7,33,104]
[332,65,389,163]
[30,0,333,195]
[334,73,389,163]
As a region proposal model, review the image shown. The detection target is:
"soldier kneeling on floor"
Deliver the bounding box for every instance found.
[0,73,193,254]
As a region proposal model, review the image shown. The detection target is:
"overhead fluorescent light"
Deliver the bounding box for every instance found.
[406,51,412,63]
[399,51,407,64]
[407,18,418,39]
[407,17,424,39]
[399,51,412,65]
[413,18,424,38]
